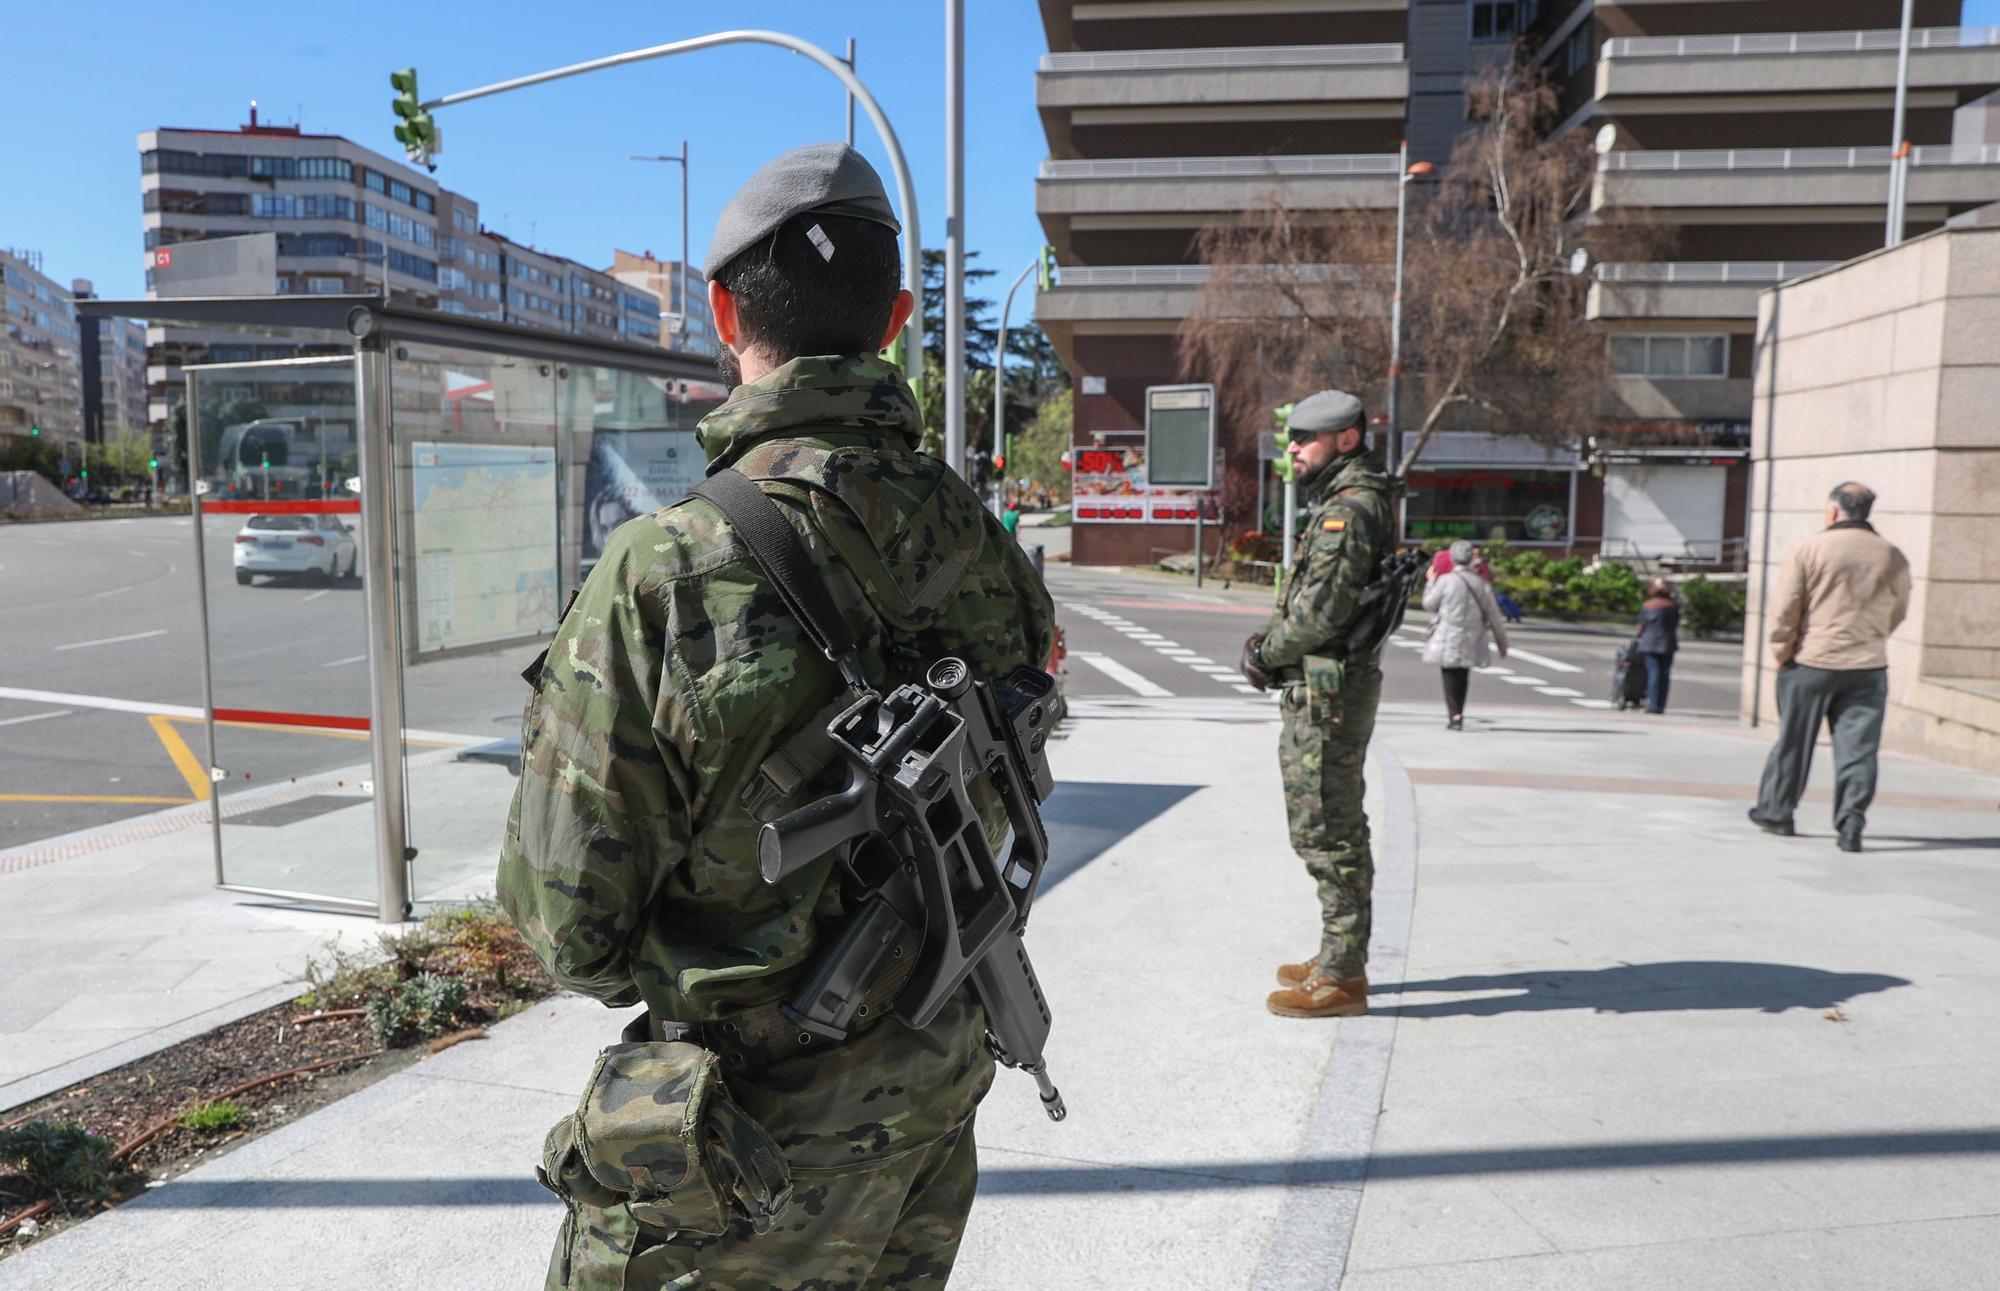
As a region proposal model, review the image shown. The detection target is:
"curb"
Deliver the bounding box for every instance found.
[1251,742,1418,1290]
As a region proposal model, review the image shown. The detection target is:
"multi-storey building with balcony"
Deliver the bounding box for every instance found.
[1037,0,2000,565]
[1546,1,2000,561]
[0,248,83,459]
[138,111,658,434]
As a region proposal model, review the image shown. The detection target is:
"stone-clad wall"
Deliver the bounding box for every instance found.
[1744,226,2000,773]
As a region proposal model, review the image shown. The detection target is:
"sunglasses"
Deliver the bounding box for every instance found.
[1287,424,1358,445]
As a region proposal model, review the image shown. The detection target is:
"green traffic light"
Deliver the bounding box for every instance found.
[149,457,159,470]
[390,67,439,165]
[29,425,39,437]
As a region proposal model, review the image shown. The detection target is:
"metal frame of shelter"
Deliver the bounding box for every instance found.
[76,295,720,921]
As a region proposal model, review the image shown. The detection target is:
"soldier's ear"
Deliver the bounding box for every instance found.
[879,289,916,350]
[711,279,741,348]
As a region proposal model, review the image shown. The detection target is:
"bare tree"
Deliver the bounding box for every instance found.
[1181,59,1658,488]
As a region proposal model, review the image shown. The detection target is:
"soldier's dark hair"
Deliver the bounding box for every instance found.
[1830,481,1876,521]
[713,214,901,360]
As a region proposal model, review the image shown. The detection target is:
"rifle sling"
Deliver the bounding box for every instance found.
[690,467,866,687]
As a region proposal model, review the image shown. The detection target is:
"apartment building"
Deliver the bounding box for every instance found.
[1548,0,2000,560]
[1034,0,2000,565]
[73,280,148,446]
[608,249,720,359]
[0,248,82,457]
[139,111,659,425]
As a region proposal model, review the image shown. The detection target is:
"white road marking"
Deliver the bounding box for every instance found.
[0,686,200,719]
[301,589,331,603]
[1232,685,1265,695]
[1148,640,1182,650]
[1072,652,1172,698]
[321,654,367,669]
[1389,638,1423,648]
[53,628,168,652]
[1181,657,1217,666]
[1504,647,1582,674]
[1157,648,1197,658]
[1500,675,1545,686]
[1572,698,1615,709]
[1190,664,1238,675]
[0,708,73,728]
[1475,666,1513,675]
[1535,686,1586,698]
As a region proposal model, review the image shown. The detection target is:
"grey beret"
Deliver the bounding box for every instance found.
[704,142,901,279]
[1289,388,1365,435]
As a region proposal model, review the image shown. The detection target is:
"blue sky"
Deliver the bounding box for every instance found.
[1,2,1053,318]
[7,1,2000,319]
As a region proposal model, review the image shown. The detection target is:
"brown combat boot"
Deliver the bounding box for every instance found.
[1275,960,1317,988]
[1266,974,1368,1019]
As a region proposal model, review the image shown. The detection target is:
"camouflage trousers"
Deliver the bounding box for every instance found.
[1278,659,1382,979]
[553,1120,978,1290]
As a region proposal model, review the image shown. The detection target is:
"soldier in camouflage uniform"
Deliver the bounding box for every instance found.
[497,143,1055,1289]
[1239,389,1403,1019]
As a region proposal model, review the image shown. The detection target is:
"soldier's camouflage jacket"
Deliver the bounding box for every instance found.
[497,353,1056,1169]
[1259,449,1404,687]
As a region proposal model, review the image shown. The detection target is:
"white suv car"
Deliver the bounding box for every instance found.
[233,514,358,586]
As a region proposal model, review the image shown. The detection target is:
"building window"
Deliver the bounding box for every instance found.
[1563,26,1592,78]
[306,276,345,294]
[1610,334,1729,379]
[1470,1,1520,41]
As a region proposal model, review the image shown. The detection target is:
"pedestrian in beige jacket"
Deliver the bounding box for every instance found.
[1748,482,1911,852]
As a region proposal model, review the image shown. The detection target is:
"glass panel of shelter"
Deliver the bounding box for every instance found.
[186,354,379,911]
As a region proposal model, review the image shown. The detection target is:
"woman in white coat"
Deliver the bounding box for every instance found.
[1421,539,1510,730]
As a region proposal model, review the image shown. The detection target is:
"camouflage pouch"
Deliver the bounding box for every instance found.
[539,1040,793,1244]
[1303,654,1347,726]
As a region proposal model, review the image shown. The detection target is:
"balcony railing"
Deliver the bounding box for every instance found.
[1054,264,1376,288]
[1040,43,1404,72]
[1603,26,2000,59]
[1598,144,2000,172]
[1595,261,1838,283]
[1040,154,1400,180]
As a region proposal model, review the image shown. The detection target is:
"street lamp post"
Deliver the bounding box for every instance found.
[630,143,690,340]
[1885,0,1915,247]
[993,256,1038,519]
[1385,144,1433,479]
[416,30,924,381]
[945,0,967,477]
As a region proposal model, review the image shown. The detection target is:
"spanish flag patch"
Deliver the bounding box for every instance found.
[1322,518,1346,532]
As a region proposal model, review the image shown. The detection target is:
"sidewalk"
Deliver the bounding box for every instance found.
[6,696,1999,1288]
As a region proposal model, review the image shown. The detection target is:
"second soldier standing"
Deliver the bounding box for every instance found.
[1239,390,1402,1019]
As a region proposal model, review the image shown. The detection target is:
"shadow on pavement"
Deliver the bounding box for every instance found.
[1042,781,1201,891]
[122,1126,2000,1207]
[1377,961,1908,1018]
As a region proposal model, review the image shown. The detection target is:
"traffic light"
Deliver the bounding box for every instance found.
[28,425,39,437]
[1273,403,1296,483]
[391,68,441,170]
[80,467,88,481]
[991,453,1006,473]
[148,457,158,470]
[1035,245,1057,292]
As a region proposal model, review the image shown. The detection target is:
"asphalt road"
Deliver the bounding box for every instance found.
[1,514,530,850]
[0,516,1745,852]
[1043,561,1746,720]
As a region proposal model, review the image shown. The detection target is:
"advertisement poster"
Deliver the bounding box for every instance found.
[1071,444,1216,524]
[581,429,707,564]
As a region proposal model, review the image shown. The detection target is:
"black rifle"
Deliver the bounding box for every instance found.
[759,658,1067,1122]
[1343,548,1429,658]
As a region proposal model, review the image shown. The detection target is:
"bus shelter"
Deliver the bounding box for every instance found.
[76,295,723,920]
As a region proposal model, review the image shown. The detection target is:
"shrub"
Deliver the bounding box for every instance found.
[365,972,470,1049]
[0,1121,117,1208]
[1229,529,1281,564]
[298,940,395,1010]
[1681,576,1746,638]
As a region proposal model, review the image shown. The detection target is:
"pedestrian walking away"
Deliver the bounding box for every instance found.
[1239,388,1402,1020]
[1421,538,1509,730]
[1634,577,1680,714]
[1749,482,1911,853]
[497,142,1055,1291]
